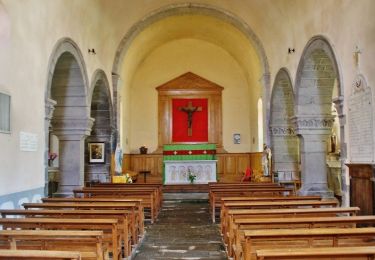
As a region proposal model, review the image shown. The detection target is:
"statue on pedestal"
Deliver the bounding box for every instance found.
[115,143,123,176]
[262,144,272,176]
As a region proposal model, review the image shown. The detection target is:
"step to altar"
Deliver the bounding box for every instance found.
[163,184,209,193]
[163,192,208,201]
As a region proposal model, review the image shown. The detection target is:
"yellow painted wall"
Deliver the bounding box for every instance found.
[129,38,254,153]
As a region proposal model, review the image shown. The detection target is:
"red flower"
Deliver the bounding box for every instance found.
[48,152,58,161]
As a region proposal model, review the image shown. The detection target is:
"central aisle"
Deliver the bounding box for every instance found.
[133,199,228,259]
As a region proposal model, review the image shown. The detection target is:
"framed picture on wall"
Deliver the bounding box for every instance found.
[89,142,105,163]
[233,133,241,144]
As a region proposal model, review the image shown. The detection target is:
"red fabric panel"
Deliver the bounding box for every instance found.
[163,149,216,155]
[172,98,208,142]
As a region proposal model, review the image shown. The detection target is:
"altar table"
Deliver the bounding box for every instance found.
[164,160,217,184]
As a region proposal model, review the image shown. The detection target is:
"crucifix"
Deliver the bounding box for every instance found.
[179,101,202,136]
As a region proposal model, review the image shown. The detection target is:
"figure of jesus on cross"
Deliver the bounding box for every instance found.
[179,101,202,136]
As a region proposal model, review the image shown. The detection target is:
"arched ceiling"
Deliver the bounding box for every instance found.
[119,14,262,91]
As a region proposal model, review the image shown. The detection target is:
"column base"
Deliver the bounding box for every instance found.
[53,184,82,197]
[297,184,334,198]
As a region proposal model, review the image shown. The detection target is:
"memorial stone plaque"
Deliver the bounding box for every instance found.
[348,75,374,162]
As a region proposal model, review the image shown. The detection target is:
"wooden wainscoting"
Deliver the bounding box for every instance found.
[122,152,262,183]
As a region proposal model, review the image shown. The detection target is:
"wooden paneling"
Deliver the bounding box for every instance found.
[250,152,263,173]
[347,163,375,216]
[128,154,162,176]
[122,152,262,181]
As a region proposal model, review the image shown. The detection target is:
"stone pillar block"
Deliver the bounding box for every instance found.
[292,115,335,198]
[51,117,94,197]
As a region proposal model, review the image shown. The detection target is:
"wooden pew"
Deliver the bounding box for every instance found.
[209,187,295,222]
[40,197,144,238]
[220,200,338,226]
[90,183,163,209]
[73,188,158,223]
[212,196,321,223]
[92,183,163,197]
[0,230,105,260]
[0,209,134,256]
[230,215,375,258]
[255,246,375,259]
[0,249,81,259]
[22,202,140,246]
[240,228,375,260]
[222,206,360,247]
[208,182,281,188]
[81,186,161,211]
[0,218,121,260]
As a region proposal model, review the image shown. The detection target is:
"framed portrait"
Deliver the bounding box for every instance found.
[233,133,241,144]
[89,142,105,163]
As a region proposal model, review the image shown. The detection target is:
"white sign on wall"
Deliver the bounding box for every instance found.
[20,131,38,152]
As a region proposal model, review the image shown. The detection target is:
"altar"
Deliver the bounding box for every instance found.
[164,160,217,184]
[163,143,217,184]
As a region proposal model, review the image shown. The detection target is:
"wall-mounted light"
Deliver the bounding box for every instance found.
[88,48,96,55]
[288,48,295,54]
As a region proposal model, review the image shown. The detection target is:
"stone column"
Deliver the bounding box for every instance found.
[44,98,57,196]
[333,95,348,206]
[52,118,94,196]
[292,115,335,198]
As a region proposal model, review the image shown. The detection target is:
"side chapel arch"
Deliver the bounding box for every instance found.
[85,69,114,183]
[270,68,299,181]
[45,38,93,196]
[293,35,344,197]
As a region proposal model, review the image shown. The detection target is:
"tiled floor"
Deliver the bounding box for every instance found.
[132,199,228,260]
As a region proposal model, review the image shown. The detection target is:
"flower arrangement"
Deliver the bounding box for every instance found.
[48,152,58,167]
[187,169,196,184]
[124,173,133,183]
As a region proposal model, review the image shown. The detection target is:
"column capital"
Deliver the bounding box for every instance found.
[333,95,346,126]
[45,98,57,126]
[51,117,95,140]
[269,125,295,136]
[291,115,335,135]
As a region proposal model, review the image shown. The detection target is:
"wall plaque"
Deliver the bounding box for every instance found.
[348,74,374,162]
[20,131,38,152]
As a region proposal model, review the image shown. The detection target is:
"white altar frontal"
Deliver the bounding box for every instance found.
[164,160,217,184]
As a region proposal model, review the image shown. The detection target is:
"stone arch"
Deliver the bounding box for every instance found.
[295,35,342,115]
[85,69,115,182]
[45,38,93,196]
[111,3,271,136]
[294,35,344,198]
[270,68,299,182]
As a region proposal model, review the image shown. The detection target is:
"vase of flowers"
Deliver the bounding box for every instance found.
[139,145,148,154]
[48,152,58,167]
[188,169,196,184]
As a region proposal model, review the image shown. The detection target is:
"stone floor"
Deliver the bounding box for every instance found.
[132,199,228,260]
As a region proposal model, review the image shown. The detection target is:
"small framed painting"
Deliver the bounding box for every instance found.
[233,133,241,144]
[89,142,105,163]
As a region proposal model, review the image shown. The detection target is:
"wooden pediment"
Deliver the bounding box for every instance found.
[156,72,224,93]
